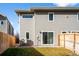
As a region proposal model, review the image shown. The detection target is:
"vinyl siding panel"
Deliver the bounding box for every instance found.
[34,12,79,46]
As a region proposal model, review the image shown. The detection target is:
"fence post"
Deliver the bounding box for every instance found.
[58,34,60,46]
[74,33,76,53]
[64,34,65,48]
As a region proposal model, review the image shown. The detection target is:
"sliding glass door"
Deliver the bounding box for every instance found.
[43,32,53,44]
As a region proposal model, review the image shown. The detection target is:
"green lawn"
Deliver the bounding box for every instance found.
[0,47,76,56]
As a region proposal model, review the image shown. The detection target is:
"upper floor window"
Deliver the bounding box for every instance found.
[78,13,79,20]
[0,21,3,26]
[1,21,3,24]
[22,14,33,18]
[49,13,54,21]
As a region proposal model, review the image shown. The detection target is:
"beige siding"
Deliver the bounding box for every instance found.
[19,12,79,46]
[20,15,35,45]
[34,12,79,46]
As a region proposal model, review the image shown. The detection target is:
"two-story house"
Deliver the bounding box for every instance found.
[0,14,14,35]
[16,7,79,47]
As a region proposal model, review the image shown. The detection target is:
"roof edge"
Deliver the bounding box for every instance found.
[15,7,79,15]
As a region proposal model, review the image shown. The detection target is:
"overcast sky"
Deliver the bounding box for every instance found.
[0,3,79,34]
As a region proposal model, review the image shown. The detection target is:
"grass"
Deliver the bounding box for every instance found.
[0,47,76,56]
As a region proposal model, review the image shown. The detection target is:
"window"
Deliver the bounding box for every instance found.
[43,32,53,44]
[78,13,79,20]
[26,32,29,39]
[49,13,53,21]
[1,21,3,25]
[43,32,47,44]
[0,21,3,26]
[23,14,33,18]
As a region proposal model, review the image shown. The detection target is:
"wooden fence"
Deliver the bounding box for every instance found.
[0,32,16,54]
[58,33,79,54]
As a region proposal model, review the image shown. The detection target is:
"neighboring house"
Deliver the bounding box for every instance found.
[0,14,14,35]
[16,7,79,46]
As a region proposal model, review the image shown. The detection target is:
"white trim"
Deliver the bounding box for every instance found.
[48,12,54,22]
[22,14,34,19]
[77,12,79,22]
[41,31,55,45]
[22,14,34,16]
[19,14,21,42]
[34,12,37,45]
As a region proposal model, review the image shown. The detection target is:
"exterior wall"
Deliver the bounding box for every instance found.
[0,19,14,36]
[34,12,79,46]
[19,15,35,44]
[0,20,7,33]
[7,20,14,35]
[19,11,79,47]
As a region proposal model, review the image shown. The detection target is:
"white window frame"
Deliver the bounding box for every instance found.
[0,20,3,26]
[41,31,55,45]
[22,14,33,19]
[77,12,79,21]
[26,32,29,40]
[48,12,54,22]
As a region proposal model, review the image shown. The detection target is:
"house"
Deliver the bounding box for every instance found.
[16,7,79,47]
[0,14,14,35]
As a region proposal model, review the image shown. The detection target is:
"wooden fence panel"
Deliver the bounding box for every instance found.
[59,33,79,54]
[75,34,79,54]
[0,32,16,54]
[59,34,64,47]
[65,34,74,51]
